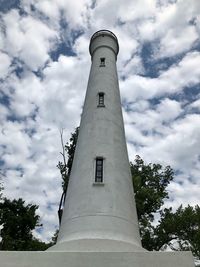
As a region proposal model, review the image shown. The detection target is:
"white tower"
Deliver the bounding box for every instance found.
[50,30,142,252]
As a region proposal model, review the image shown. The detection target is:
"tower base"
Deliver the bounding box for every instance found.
[0,251,195,267]
[48,238,144,252]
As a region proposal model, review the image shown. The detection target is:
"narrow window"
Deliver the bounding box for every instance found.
[100,57,105,67]
[95,158,103,183]
[98,92,105,107]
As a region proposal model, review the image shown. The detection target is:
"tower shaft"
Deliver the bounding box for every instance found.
[51,30,142,252]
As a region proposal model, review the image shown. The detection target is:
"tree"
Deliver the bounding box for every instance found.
[154,205,200,258]
[0,198,50,251]
[50,229,59,246]
[130,156,200,260]
[0,182,3,201]
[130,155,174,249]
[57,127,79,193]
[57,127,79,224]
[56,128,200,260]
[0,171,5,201]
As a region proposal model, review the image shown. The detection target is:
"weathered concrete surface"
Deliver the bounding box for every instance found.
[0,251,195,267]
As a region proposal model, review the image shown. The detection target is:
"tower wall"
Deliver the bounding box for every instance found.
[51,30,142,251]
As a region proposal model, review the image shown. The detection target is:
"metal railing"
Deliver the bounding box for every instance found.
[90,30,118,42]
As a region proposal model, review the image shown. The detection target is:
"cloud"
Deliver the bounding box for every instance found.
[22,0,92,30]
[40,53,90,127]
[124,98,183,150]
[4,72,43,117]
[0,0,200,242]
[156,98,183,121]
[158,25,198,58]
[189,98,200,110]
[2,9,58,71]
[120,51,200,101]
[139,0,200,57]
[0,52,11,79]
[165,177,200,210]
[126,112,200,178]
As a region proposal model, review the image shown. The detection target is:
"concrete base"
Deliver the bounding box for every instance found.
[0,251,195,267]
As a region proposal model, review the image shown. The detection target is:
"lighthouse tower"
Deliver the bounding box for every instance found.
[50,30,142,252]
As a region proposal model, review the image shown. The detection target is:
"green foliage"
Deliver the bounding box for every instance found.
[154,205,200,258]
[23,238,51,251]
[0,172,4,201]
[50,229,59,245]
[57,160,68,193]
[130,155,174,250]
[0,198,49,251]
[131,156,200,259]
[0,183,3,201]
[57,127,79,192]
[131,155,174,221]
[65,127,79,177]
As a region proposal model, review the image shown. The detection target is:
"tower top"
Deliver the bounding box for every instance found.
[89,30,119,59]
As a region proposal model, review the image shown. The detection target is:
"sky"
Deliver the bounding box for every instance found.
[0,0,200,242]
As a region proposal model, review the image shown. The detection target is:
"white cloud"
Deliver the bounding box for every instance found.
[0,104,9,121]
[119,55,144,77]
[158,25,198,58]
[189,98,200,110]
[139,0,200,57]
[115,28,139,65]
[3,72,44,117]
[156,98,183,122]
[120,51,200,101]
[159,51,200,91]
[34,1,60,20]
[164,178,200,210]
[134,114,200,174]
[0,52,11,79]
[40,54,90,127]
[124,98,183,151]
[22,0,92,30]
[0,0,200,243]
[118,0,156,22]
[2,9,58,71]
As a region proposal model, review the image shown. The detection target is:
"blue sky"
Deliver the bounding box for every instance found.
[0,0,200,242]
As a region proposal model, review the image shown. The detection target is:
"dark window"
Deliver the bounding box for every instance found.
[95,158,103,183]
[98,92,105,107]
[100,57,105,67]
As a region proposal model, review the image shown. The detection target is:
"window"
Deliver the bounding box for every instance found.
[95,157,103,183]
[98,92,105,107]
[100,57,105,67]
